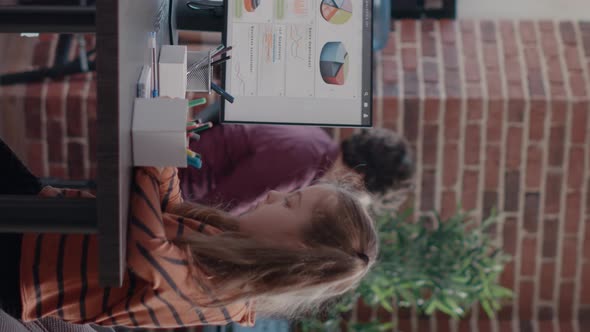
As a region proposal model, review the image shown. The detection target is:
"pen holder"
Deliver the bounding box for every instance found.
[186,50,213,93]
[132,98,189,167]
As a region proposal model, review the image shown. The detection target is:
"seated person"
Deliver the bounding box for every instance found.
[178,125,414,215]
[0,137,379,329]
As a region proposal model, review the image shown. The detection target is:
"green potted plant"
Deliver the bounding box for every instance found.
[300,208,512,332]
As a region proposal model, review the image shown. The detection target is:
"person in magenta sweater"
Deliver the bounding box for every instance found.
[178,125,414,215]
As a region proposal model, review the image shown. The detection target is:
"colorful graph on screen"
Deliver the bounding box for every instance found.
[319,42,349,85]
[244,0,261,12]
[320,0,353,25]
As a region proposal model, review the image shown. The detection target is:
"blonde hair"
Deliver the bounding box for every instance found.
[171,184,378,318]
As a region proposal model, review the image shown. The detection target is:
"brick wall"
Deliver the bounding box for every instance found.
[1,19,589,332]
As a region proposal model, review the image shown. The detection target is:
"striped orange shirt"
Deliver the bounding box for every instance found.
[19,167,254,328]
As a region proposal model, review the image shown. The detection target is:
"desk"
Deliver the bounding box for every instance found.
[96,0,174,286]
[0,0,174,287]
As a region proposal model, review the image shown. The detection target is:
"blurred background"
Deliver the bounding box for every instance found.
[1,0,589,331]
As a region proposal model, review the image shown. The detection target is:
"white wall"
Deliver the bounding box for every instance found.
[458,0,590,20]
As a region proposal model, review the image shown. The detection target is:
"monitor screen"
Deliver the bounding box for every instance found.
[221,0,373,127]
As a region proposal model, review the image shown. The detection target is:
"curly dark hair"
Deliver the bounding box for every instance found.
[340,128,414,194]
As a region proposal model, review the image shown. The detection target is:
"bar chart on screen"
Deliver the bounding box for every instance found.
[277,0,313,22]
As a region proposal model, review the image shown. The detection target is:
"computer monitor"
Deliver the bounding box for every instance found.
[221,0,373,127]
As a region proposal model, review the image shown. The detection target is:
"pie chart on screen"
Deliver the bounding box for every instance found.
[319,42,349,86]
[244,0,261,12]
[320,0,353,25]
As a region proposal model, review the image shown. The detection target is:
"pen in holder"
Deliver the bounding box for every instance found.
[186,49,213,93]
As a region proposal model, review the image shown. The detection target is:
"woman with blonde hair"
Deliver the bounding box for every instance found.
[0,138,378,328]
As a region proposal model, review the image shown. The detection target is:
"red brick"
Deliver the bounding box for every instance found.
[524,47,541,69]
[528,71,546,96]
[33,40,55,67]
[340,128,355,140]
[548,126,566,167]
[547,58,564,83]
[550,82,568,99]
[540,261,556,301]
[24,95,43,140]
[526,146,543,189]
[587,180,590,215]
[422,124,438,166]
[404,71,419,97]
[541,31,560,58]
[510,80,526,98]
[520,237,537,276]
[544,172,563,214]
[465,85,481,101]
[551,101,567,124]
[464,124,481,165]
[483,44,499,69]
[26,141,47,177]
[440,19,456,44]
[568,147,585,189]
[501,261,516,289]
[523,193,540,232]
[571,102,588,143]
[444,105,461,140]
[486,100,504,142]
[401,20,416,43]
[519,280,534,320]
[461,27,477,56]
[529,101,547,141]
[481,20,496,43]
[417,318,430,332]
[467,99,483,120]
[45,82,65,120]
[500,21,518,56]
[560,22,577,45]
[464,58,481,82]
[382,97,399,131]
[423,98,440,122]
[424,82,440,97]
[508,99,525,123]
[564,46,583,71]
[559,282,575,320]
[505,57,522,83]
[441,190,456,221]
[422,30,436,58]
[485,145,501,190]
[561,237,578,278]
[382,58,398,84]
[461,170,479,211]
[445,69,462,97]
[503,217,518,256]
[520,21,537,44]
[87,116,97,163]
[422,60,439,83]
[443,44,459,70]
[403,99,419,141]
[565,192,582,234]
[583,34,590,57]
[504,171,520,212]
[506,126,523,170]
[543,218,559,258]
[443,143,459,187]
[356,300,372,322]
[570,72,588,98]
[582,264,590,304]
[49,164,67,179]
[398,319,412,332]
[585,220,590,260]
[539,321,554,332]
[383,33,396,56]
[486,71,504,99]
[401,47,418,71]
[498,321,513,332]
[421,169,436,212]
[67,142,86,180]
[46,120,64,163]
[482,191,498,219]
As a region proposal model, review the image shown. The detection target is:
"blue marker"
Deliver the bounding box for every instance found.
[187,155,202,169]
